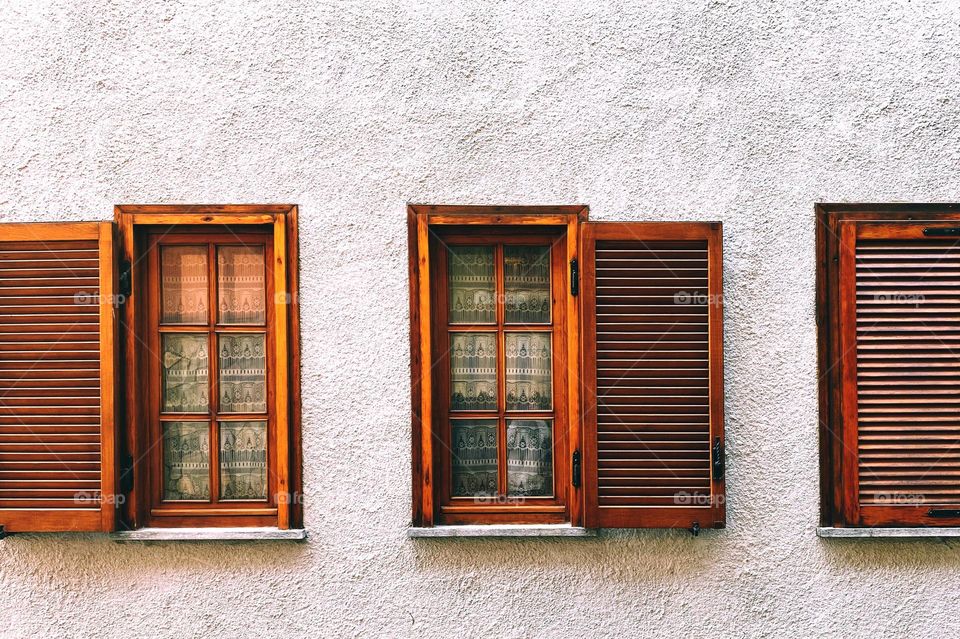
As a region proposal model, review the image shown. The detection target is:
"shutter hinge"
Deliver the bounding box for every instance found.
[119,453,134,495]
[712,438,725,481]
[570,258,579,296]
[571,449,581,488]
[118,260,132,299]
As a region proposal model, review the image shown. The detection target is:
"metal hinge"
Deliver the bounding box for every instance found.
[119,453,134,495]
[570,258,579,296]
[712,438,725,481]
[572,449,581,488]
[118,260,132,299]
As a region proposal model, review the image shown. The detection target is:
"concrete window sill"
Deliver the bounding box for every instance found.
[818,527,960,538]
[109,527,307,542]
[407,524,596,538]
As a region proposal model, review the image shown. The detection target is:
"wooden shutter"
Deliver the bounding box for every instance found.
[581,222,724,529]
[0,222,118,532]
[837,220,960,526]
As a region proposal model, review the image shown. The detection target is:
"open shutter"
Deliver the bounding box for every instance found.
[0,222,118,533]
[581,222,724,529]
[838,220,960,527]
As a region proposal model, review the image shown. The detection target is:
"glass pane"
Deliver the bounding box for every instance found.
[161,246,208,325]
[219,421,268,501]
[505,246,551,324]
[218,246,266,325]
[162,334,209,413]
[507,419,553,497]
[448,246,495,324]
[449,332,497,411]
[451,419,498,497]
[505,332,552,411]
[163,421,210,501]
[218,334,267,414]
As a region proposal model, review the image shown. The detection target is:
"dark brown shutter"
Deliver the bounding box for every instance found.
[838,220,960,526]
[0,222,118,533]
[581,222,724,529]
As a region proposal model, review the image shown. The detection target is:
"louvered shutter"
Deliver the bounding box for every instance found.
[581,222,725,529]
[0,222,118,532]
[838,220,960,526]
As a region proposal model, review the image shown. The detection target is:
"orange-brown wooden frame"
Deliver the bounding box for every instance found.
[115,205,302,530]
[408,205,588,527]
[817,203,960,528]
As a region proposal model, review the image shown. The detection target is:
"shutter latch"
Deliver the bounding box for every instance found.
[118,260,132,299]
[712,438,725,481]
[690,521,700,537]
[571,449,581,488]
[570,258,579,296]
[119,452,134,495]
[928,509,960,518]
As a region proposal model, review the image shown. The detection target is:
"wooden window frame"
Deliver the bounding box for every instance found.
[817,203,960,528]
[115,205,303,530]
[408,205,588,527]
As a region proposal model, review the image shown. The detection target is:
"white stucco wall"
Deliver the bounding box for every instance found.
[2,1,960,637]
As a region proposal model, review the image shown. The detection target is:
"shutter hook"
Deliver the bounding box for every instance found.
[689,521,700,537]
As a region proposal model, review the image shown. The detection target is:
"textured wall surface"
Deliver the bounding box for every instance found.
[2,1,960,637]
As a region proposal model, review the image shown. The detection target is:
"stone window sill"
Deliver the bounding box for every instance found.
[407,524,596,538]
[818,527,960,538]
[109,527,307,542]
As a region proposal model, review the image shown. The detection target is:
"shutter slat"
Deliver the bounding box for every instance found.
[0,225,117,533]
[583,222,724,529]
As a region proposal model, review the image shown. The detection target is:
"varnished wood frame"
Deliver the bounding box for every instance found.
[816,204,960,528]
[408,205,588,527]
[0,222,119,532]
[580,221,725,529]
[115,205,302,530]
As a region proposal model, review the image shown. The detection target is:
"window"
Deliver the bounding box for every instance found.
[408,205,726,530]
[818,204,960,528]
[0,206,302,534]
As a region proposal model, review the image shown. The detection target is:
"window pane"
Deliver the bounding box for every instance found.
[218,334,267,414]
[163,421,210,501]
[450,332,497,411]
[505,332,552,411]
[162,334,209,413]
[451,419,498,497]
[219,421,268,501]
[507,419,553,497]
[161,246,208,325]
[505,246,551,324]
[448,246,495,324]
[218,246,266,325]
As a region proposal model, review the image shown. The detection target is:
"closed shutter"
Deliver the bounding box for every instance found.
[0,222,118,533]
[581,222,725,529]
[838,220,960,526]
